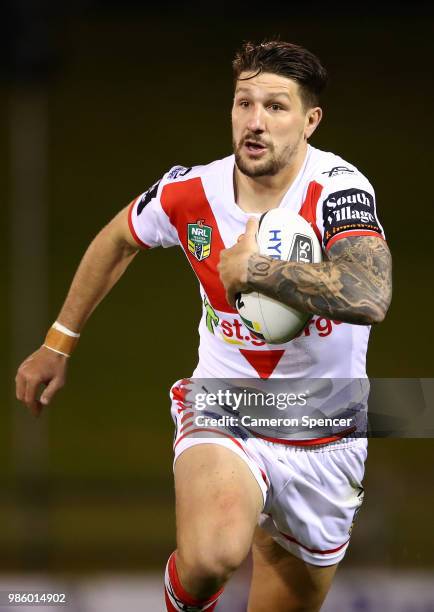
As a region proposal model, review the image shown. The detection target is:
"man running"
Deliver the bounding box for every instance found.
[16,41,392,611]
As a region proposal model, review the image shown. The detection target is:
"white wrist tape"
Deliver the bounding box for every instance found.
[44,322,80,357]
[52,321,80,338]
[43,344,71,358]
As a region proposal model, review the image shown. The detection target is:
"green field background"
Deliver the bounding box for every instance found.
[1,12,433,572]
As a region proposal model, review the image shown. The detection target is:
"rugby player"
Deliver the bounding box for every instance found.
[15,41,392,611]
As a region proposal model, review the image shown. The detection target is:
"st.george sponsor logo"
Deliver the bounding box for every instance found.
[203,296,342,344]
[295,317,342,338]
[220,315,342,344]
[221,318,265,346]
[203,296,342,346]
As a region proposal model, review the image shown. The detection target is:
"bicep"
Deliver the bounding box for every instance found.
[102,203,143,254]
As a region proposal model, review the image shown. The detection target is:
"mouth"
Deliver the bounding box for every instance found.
[243,139,268,157]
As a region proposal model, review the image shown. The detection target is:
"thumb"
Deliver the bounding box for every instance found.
[40,378,61,406]
[245,217,259,239]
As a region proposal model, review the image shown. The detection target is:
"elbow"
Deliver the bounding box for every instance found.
[348,310,382,325]
[367,309,386,325]
[342,287,392,325]
[364,290,392,325]
[367,271,393,324]
[350,308,386,326]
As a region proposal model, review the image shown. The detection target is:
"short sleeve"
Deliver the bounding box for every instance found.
[318,176,386,250]
[128,173,180,249]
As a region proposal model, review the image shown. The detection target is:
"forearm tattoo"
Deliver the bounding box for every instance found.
[247,236,392,325]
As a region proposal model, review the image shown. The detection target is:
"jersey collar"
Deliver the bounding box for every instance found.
[222,145,313,221]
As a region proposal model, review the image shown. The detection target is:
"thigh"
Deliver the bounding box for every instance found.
[175,443,264,562]
[248,528,338,612]
[258,439,367,567]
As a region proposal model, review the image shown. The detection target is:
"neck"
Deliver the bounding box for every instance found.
[234,142,308,214]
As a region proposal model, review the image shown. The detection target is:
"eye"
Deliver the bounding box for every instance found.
[269,103,283,112]
[238,100,249,108]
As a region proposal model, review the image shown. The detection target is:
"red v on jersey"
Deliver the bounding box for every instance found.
[160,178,236,313]
[129,151,373,380]
[298,180,323,242]
[239,349,285,379]
[160,178,324,315]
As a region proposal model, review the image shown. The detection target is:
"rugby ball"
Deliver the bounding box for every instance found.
[236,209,322,344]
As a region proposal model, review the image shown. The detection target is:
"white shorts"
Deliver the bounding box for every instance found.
[170,380,367,567]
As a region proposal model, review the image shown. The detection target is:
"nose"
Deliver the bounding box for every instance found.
[246,104,266,133]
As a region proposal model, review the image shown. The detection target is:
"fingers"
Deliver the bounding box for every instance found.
[15,370,26,404]
[15,348,67,416]
[27,397,43,418]
[15,370,42,417]
[236,218,258,247]
[24,376,44,417]
[245,217,259,237]
[40,378,62,407]
[18,374,62,415]
[24,375,41,406]
[234,218,259,246]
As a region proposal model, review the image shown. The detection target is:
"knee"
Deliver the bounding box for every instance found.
[178,538,247,584]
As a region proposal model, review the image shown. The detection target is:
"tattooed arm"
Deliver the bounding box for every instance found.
[247,235,392,325]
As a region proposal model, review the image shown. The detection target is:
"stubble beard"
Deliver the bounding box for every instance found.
[233,139,298,178]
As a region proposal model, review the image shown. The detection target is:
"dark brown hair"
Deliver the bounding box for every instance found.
[232,40,328,109]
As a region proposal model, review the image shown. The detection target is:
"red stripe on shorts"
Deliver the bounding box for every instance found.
[279,530,349,555]
[252,426,357,447]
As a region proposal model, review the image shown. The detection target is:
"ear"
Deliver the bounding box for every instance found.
[304,107,323,140]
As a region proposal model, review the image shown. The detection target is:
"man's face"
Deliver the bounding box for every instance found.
[232,71,313,177]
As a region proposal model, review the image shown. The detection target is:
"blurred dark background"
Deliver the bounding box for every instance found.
[1,0,433,589]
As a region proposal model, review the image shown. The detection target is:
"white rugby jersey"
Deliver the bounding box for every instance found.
[128,145,385,380]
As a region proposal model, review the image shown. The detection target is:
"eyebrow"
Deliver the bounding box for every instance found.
[235,87,291,100]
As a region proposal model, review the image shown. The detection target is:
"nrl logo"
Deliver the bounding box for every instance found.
[187,219,212,261]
